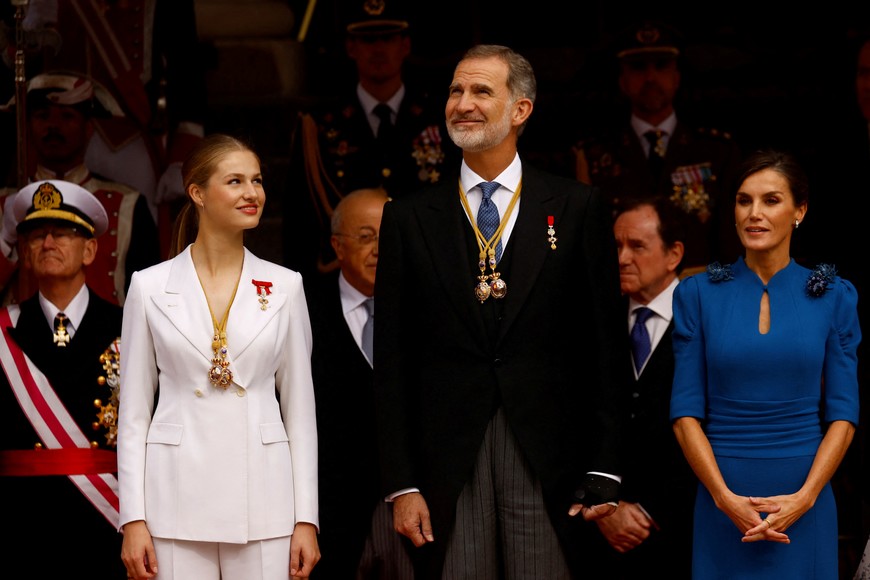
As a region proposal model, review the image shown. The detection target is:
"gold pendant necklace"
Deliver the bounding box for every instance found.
[459,179,522,303]
[198,271,242,390]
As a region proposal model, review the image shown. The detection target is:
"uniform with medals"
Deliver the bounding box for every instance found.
[284,0,458,278]
[574,21,744,273]
[0,180,124,578]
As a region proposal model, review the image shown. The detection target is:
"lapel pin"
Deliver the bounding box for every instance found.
[547,215,557,250]
[252,279,273,311]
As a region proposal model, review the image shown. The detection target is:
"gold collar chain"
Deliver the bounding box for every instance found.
[458,179,522,303]
[198,273,241,389]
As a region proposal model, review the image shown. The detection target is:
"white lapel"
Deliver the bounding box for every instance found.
[150,246,215,362]
[227,249,287,364]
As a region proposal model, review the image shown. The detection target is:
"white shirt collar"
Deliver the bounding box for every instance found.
[631,112,677,140]
[39,283,89,335]
[459,153,522,198]
[632,113,678,157]
[338,270,372,315]
[358,84,406,129]
[628,276,679,322]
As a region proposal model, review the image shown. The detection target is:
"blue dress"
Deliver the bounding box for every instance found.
[670,258,861,579]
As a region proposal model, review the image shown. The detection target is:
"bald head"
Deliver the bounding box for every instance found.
[331,188,389,296]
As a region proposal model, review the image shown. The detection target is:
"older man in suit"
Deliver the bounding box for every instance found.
[580,196,696,579]
[373,44,630,580]
[307,186,414,580]
[0,179,125,578]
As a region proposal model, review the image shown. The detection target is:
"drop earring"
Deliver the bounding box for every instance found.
[794,219,800,229]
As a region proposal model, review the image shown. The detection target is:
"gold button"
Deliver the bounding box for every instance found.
[236,389,245,397]
[194,389,203,397]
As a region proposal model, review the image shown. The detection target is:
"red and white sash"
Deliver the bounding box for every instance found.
[0,305,120,528]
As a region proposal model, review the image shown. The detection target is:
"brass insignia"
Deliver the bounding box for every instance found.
[636,24,661,46]
[33,182,63,211]
[363,0,386,16]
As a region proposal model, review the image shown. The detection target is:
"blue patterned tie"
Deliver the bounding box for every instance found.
[477,181,503,262]
[631,307,654,373]
[362,298,375,365]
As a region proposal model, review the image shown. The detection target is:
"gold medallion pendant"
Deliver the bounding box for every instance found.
[475,277,492,302]
[489,273,507,299]
[208,339,233,388]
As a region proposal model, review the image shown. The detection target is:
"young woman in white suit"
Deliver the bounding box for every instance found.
[118,134,320,579]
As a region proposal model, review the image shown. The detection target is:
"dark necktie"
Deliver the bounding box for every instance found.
[373,103,394,142]
[53,312,70,347]
[477,181,503,262]
[362,298,374,365]
[644,129,666,179]
[630,307,654,373]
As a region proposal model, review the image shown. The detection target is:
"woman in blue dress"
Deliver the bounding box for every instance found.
[670,149,861,579]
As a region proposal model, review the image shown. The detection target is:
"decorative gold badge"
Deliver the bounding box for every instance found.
[53,313,70,347]
[94,339,121,447]
[363,0,385,16]
[34,182,63,211]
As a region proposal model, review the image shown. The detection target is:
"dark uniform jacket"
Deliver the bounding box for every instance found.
[576,121,744,271]
[0,289,124,578]
[284,84,460,279]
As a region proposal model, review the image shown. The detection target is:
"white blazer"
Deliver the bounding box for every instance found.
[118,245,318,543]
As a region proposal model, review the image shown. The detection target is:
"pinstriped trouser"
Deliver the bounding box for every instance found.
[441,407,572,580]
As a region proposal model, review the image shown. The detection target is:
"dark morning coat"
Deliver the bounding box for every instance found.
[306,273,382,579]
[373,161,632,578]
[0,289,124,578]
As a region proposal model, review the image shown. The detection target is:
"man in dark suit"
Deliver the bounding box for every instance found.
[373,44,631,580]
[574,20,743,273]
[580,196,696,579]
[307,187,414,580]
[0,179,124,577]
[284,1,458,278]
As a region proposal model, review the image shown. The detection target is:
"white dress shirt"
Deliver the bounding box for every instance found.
[627,277,679,378]
[357,83,406,136]
[39,283,89,340]
[338,271,373,366]
[458,153,522,248]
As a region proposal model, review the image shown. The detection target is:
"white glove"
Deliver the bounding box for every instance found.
[155,161,185,205]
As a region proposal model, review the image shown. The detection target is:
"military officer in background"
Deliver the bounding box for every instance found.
[284,0,457,279]
[574,20,744,273]
[0,72,161,307]
[0,0,206,255]
[0,179,125,578]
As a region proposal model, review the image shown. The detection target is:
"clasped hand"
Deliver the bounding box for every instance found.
[725,493,808,543]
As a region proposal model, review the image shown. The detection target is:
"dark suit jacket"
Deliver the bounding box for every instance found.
[584,309,695,579]
[373,161,631,578]
[306,273,381,579]
[0,288,125,578]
